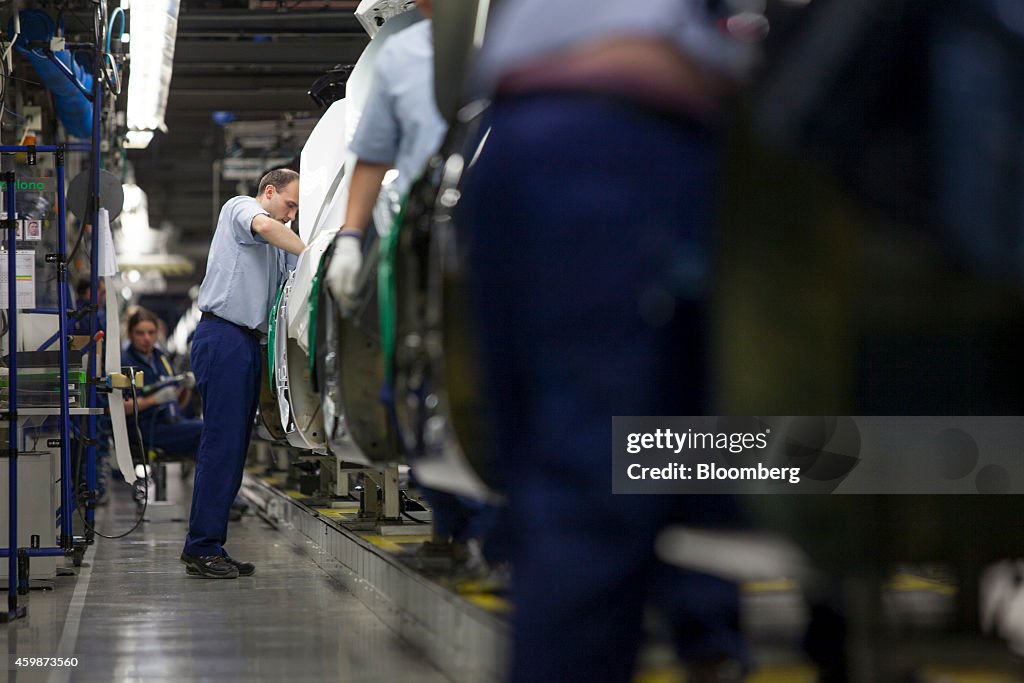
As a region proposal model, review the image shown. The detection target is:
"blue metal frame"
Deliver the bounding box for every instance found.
[5,171,19,618]
[0,145,65,153]
[4,6,104,622]
[86,51,102,533]
[3,147,75,620]
[57,146,73,548]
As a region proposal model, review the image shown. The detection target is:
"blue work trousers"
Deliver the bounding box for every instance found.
[460,93,745,682]
[184,318,262,556]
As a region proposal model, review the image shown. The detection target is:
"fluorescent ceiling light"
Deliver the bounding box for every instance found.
[126,0,180,148]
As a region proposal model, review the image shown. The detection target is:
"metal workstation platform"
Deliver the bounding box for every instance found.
[238,470,509,683]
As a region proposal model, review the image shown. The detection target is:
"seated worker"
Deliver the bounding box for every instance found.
[121,307,202,456]
[73,276,106,336]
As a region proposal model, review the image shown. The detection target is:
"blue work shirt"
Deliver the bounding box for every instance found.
[349,20,447,196]
[197,195,288,334]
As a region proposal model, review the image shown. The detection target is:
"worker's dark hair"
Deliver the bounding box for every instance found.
[257,168,299,197]
[126,307,161,334]
[75,278,91,298]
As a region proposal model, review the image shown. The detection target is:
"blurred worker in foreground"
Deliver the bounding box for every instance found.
[121,307,202,456]
[183,168,304,579]
[459,1,767,680]
[326,0,495,572]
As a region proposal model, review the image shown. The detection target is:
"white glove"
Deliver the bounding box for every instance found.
[152,385,178,405]
[327,232,363,315]
[180,371,196,389]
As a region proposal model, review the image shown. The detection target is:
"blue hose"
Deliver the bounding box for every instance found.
[7,9,93,139]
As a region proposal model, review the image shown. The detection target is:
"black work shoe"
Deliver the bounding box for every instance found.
[180,553,239,579]
[221,553,255,576]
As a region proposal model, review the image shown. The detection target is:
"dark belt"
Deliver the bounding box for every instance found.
[201,311,262,339]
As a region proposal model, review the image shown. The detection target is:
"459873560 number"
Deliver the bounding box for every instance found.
[14,657,79,667]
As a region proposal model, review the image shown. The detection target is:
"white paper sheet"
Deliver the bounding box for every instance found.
[97,208,118,277]
[0,250,36,309]
[105,278,137,480]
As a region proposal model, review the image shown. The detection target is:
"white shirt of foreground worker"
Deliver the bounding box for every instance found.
[199,196,292,334]
[327,16,447,311]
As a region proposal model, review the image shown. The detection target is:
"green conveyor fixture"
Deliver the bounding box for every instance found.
[268,281,285,381]
[378,193,410,386]
[307,254,327,379]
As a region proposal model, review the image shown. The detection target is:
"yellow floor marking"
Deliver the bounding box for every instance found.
[316,507,357,520]
[747,664,818,683]
[362,535,406,553]
[884,573,958,596]
[633,663,817,683]
[463,593,511,613]
[743,578,801,593]
[916,667,1023,682]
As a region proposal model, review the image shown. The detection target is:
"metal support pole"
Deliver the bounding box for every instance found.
[56,146,73,546]
[17,548,28,595]
[3,169,25,621]
[85,38,104,535]
[0,146,63,153]
[335,458,350,497]
[155,462,167,502]
[34,327,61,353]
[0,548,65,557]
[382,464,400,520]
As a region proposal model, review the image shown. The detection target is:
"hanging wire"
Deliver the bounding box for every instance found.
[0,35,8,139]
[74,371,150,539]
[102,6,125,95]
[101,52,120,96]
[106,7,125,53]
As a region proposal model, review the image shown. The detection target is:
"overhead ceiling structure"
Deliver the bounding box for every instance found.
[125,0,370,273]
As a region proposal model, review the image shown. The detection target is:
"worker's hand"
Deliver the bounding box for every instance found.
[180,371,196,389]
[152,386,178,405]
[327,231,363,316]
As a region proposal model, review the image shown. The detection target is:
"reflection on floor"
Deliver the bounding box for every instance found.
[0,473,452,683]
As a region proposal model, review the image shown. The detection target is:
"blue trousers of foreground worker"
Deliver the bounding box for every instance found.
[184,318,262,557]
[461,93,746,682]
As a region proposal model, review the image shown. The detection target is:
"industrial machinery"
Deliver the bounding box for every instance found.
[262,0,500,516]
[0,0,147,622]
[259,4,425,520]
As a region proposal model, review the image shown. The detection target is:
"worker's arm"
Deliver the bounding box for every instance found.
[325,160,391,312]
[251,214,306,255]
[339,160,392,235]
[123,393,157,415]
[123,385,177,414]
